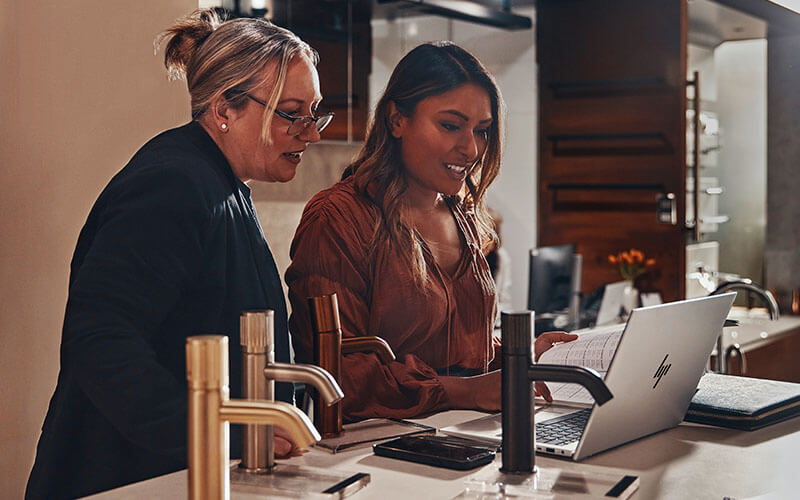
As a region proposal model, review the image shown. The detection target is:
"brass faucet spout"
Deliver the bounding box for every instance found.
[263,362,344,405]
[220,400,320,448]
[342,336,396,363]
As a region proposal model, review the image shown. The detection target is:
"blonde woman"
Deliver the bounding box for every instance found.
[287,42,574,421]
[26,10,331,499]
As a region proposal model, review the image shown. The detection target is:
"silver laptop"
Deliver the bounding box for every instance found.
[442,293,736,461]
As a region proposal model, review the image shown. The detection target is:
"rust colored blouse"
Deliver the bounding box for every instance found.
[286,177,497,420]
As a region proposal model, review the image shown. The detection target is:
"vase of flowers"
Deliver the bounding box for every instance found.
[608,249,656,314]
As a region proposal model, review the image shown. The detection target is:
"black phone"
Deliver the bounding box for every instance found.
[372,435,496,470]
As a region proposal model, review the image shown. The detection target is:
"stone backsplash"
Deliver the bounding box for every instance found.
[252,141,361,313]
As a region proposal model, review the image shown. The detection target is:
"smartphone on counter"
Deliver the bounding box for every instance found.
[373,435,496,470]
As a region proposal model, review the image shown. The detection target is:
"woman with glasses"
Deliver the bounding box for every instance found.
[286,42,575,421]
[26,9,329,499]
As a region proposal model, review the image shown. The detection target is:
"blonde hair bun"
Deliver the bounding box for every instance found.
[155,9,315,124]
[157,8,224,81]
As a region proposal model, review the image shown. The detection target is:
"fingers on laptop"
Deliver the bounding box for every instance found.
[536,381,553,402]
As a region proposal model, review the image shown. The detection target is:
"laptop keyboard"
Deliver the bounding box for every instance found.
[535,408,591,445]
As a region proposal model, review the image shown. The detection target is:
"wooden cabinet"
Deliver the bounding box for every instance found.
[536,0,689,302]
[272,0,372,142]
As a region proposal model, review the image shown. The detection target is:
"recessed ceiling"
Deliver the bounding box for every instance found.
[690,0,766,48]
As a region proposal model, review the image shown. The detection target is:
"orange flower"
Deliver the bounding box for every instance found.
[608,248,656,281]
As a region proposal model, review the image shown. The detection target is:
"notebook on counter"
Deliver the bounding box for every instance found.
[316,418,435,453]
[442,294,736,461]
[684,373,800,431]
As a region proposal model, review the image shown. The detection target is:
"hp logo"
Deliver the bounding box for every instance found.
[652,354,671,389]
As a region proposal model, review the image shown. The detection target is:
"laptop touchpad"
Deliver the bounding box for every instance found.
[535,405,581,422]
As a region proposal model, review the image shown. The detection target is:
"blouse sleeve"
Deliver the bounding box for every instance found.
[286,194,448,420]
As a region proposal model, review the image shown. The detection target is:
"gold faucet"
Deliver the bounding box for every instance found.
[239,310,343,473]
[308,293,396,438]
[186,335,320,500]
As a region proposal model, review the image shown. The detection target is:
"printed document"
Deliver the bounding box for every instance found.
[538,323,625,404]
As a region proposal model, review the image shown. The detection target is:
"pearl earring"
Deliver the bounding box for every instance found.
[221,123,228,131]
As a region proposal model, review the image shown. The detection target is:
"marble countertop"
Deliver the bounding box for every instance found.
[86,409,800,500]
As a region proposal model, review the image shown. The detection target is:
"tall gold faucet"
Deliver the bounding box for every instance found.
[186,335,320,500]
[239,310,343,472]
[308,293,396,438]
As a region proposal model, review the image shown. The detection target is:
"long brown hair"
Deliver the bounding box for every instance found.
[345,41,504,287]
[156,8,317,143]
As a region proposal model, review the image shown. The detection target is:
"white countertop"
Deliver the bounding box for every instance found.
[87,409,800,500]
[720,313,800,352]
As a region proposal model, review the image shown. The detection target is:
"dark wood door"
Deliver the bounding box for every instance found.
[537,0,688,301]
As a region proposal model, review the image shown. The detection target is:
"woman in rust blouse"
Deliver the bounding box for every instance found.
[286,42,575,420]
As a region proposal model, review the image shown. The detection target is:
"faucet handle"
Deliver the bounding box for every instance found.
[500,311,535,358]
[309,294,341,334]
[187,335,229,391]
[240,309,274,354]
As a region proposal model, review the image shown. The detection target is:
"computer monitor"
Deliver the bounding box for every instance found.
[528,244,579,315]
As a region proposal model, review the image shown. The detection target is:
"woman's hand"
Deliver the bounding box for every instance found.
[534,331,578,362]
[534,331,579,402]
[440,370,501,412]
[440,331,579,410]
[273,425,306,459]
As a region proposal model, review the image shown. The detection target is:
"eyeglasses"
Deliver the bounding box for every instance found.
[246,94,334,136]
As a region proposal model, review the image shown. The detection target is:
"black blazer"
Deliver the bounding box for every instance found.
[26,122,294,499]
